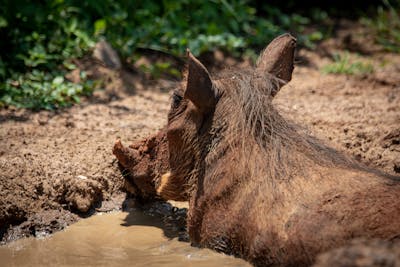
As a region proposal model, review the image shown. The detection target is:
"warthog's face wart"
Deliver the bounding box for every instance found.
[157,34,296,201]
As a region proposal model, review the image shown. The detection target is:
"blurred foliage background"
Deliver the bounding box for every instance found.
[0,0,399,109]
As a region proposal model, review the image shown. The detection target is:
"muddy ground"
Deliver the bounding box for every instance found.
[1,21,399,243]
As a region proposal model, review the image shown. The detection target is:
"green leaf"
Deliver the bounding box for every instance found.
[94,19,107,36]
[0,16,8,28]
[52,76,64,85]
[309,31,323,41]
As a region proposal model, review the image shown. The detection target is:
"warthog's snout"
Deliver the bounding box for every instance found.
[113,139,140,167]
[112,130,170,200]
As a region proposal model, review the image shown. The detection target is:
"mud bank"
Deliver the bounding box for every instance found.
[0,64,175,242]
[1,22,400,243]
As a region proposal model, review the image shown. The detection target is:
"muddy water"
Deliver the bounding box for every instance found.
[0,210,249,267]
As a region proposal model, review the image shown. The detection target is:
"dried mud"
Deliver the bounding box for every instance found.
[1,23,399,243]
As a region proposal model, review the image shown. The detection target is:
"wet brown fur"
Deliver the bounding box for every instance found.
[160,35,400,266]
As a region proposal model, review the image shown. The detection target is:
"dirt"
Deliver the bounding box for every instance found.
[1,20,399,243]
[276,54,400,175]
[0,63,174,242]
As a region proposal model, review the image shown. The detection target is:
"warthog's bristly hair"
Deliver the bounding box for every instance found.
[205,69,353,187]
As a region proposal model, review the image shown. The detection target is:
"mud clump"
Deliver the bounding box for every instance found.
[0,173,104,243]
[381,129,400,174]
[314,239,400,267]
[54,176,103,213]
[0,205,27,232]
[1,209,78,243]
[113,129,169,200]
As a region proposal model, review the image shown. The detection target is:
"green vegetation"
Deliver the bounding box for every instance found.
[1,71,95,110]
[0,1,96,109]
[138,61,181,80]
[322,52,374,75]
[0,0,330,109]
[0,0,396,109]
[362,0,400,53]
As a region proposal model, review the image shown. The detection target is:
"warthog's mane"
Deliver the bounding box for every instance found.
[207,68,389,189]
[178,65,397,202]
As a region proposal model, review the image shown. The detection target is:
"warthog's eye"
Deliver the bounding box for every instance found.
[172,91,183,109]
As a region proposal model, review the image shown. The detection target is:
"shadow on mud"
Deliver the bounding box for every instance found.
[121,197,189,242]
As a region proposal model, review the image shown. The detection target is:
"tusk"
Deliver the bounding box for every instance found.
[157,172,171,195]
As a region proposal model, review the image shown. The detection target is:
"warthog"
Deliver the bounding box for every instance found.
[114,34,400,266]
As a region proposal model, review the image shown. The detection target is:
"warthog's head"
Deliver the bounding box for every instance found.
[157,34,296,201]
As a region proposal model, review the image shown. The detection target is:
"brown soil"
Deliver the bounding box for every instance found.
[1,21,399,243]
[0,64,174,242]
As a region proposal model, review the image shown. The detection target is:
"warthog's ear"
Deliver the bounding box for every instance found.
[185,49,217,113]
[256,33,296,94]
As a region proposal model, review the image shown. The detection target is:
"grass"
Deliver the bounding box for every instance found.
[361,0,400,53]
[322,52,374,75]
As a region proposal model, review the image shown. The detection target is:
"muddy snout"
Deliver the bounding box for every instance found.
[113,129,170,199]
[113,139,140,167]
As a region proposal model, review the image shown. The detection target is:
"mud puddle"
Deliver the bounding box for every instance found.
[0,210,249,267]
